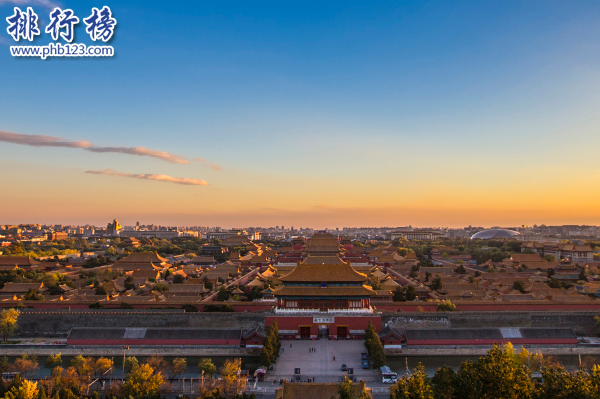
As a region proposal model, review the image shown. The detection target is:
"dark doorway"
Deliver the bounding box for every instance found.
[300,326,311,339]
[337,326,348,339]
[318,325,329,338]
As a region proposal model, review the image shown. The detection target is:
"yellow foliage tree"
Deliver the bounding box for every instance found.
[4,379,39,399]
[120,363,164,398]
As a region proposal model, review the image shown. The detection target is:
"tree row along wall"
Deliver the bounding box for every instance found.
[382,311,600,336]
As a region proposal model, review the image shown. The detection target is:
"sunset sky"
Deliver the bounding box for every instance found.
[1,0,600,228]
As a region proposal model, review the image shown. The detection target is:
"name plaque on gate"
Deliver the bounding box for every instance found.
[313,317,334,323]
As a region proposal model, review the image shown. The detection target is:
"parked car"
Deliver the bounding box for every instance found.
[341,364,348,371]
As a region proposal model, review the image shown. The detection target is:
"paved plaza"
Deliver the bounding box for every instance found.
[268,339,380,382]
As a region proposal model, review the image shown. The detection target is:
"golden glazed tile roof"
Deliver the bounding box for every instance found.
[301,255,347,265]
[274,285,374,297]
[279,263,368,283]
[119,251,168,264]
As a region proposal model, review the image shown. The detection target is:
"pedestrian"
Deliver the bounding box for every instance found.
[333,356,335,361]
[282,347,284,352]
[290,343,292,348]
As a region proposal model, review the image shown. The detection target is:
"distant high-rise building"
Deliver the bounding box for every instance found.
[107,219,121,236]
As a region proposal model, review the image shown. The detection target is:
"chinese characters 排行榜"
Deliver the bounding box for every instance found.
[6,6,116,42]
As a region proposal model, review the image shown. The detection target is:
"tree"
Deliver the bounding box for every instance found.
[152,282,169,293]
[120,363,163,399]
[94,357,113,378]
[198,358,216,378]
[124,356,139,375]
[217,286,230,301]
[146,355,169,376]
[170,358,186,380]
[543,255,556,262]
[431,365,455,399]
[220,358,244,397]
[173,274,185,284]
[390,364,434,399]
[453,360,482,399]
[454,265,467,274]
[513,281,526,292]
[3,379,39,399]
[338,376,355,399]
[406,285,417,301]
[13,355,38,379]
[364,321,385,369]
[430,278,442,291]
[393,287,407,302]
[476,345,533,399]
[0,308,19,342]
[44,354,62,369]
[437,301,456,312]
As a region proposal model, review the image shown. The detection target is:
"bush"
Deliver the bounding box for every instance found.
[89,302,103,309]
[437,300,456,312]
[182,304,198,312]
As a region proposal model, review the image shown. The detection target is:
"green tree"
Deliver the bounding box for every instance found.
[0,308,19,342]
[364,321,385,369]
[198,358,216,377]
[437,301,456,312]
[431,365,455,399]
[44,354,62,369]
[513,281,525,292]
[390,364,434,399]
[217,286,230,301]
[338,375,355,399]
[453,360,481,399]
[124,356,139,375]
[406,285,417,301]
[454,265,467,274]
[430,278,442,291]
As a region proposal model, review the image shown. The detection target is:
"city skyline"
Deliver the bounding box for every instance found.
[2,0,600,228]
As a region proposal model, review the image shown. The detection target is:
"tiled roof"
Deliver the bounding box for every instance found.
[273,285,374,297]
[0,256,38,266]
[301,255,347,265]
[279,263,368,283]
[119,251,168,263]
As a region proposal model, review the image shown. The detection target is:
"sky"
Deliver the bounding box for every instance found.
[1,0,599,229]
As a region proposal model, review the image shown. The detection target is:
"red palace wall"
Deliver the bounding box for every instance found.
[67,338,240,346]
[407,338,577,346]
[266,315,382,339]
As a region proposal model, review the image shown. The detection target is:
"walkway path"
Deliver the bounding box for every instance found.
[268,339,380,382]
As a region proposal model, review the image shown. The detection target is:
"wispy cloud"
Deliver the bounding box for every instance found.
[0,130,189,164]
[85,169,208,186]
[86,146,188,164]
[193,158,221,170]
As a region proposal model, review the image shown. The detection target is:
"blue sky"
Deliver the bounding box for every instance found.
[1,0,599,227]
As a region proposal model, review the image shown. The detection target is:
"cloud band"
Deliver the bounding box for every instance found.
[0,130,189,164]
[85,169,208,186]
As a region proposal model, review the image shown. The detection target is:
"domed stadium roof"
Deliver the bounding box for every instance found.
[470,229,520,240]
